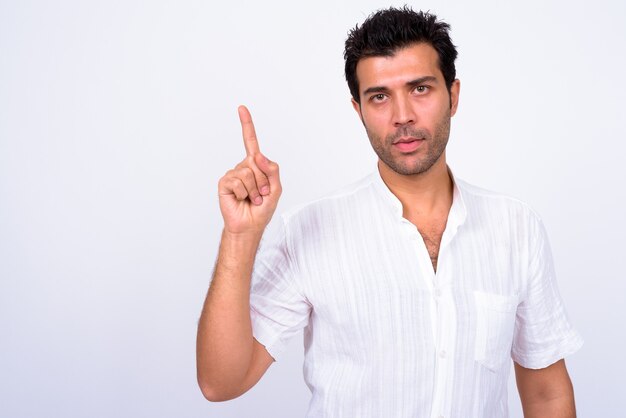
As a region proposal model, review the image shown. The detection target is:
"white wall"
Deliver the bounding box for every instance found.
[1,0,624,416]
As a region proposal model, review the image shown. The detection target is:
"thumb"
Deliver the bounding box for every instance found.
[255,153,280,190]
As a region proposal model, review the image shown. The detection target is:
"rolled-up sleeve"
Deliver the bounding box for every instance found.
[511,217,584,369]
[250,216,311,361]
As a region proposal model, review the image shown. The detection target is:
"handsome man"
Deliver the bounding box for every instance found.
[197,7,583,417]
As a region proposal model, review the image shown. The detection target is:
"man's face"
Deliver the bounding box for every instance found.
[352,43,460,176]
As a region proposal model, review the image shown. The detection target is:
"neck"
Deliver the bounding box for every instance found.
[378,154,453,216]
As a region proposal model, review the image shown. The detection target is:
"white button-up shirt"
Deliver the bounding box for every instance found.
[250,169,583,418]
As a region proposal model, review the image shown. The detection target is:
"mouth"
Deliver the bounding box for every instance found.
[392,136,425,153]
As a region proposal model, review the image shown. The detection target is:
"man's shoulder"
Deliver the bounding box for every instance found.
[280,172,378,224]
[455,176,543,224]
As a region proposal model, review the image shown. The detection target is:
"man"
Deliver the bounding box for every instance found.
[196,7,583,417]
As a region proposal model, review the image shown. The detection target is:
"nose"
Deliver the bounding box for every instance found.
[392,96,416,127]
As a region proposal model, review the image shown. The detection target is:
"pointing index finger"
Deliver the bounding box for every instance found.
[238,105,260,156]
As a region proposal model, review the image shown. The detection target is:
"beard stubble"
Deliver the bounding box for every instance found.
[365,109,451,176]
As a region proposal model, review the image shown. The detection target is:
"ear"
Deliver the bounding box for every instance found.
[449,79,460,117]
[351,97,362,118]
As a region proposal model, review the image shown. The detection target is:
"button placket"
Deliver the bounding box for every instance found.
[430,277,456,418]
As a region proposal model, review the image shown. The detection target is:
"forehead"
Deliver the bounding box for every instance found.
[356,43,442,91]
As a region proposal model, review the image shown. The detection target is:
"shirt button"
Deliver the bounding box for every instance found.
[439,350,447,359]
[434,289,442,298]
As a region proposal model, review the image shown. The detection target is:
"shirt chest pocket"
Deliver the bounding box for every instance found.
[473,291,518,372]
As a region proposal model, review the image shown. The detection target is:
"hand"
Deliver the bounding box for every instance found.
[218,105,282,236]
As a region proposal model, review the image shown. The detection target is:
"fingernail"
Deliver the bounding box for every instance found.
[254,196,263,205]
[260,186,270,195]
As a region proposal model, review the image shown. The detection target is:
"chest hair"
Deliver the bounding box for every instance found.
[410,216,448,273]
[419,228,443,272]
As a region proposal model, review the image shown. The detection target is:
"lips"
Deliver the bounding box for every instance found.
[393,137,424,152]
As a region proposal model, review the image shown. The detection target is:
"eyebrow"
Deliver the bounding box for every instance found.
[362,76,438,96]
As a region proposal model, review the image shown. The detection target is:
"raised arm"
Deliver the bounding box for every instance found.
[196,105,281,401]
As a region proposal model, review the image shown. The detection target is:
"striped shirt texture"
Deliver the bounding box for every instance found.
[249,168,583,418]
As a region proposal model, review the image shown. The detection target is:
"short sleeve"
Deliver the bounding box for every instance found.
[511,216,584,369]
[249,216,311,361]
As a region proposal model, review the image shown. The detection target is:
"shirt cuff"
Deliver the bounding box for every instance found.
[250,308,288,362]
[512,330,584,369]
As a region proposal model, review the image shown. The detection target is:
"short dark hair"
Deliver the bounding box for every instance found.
[344,6,458,104]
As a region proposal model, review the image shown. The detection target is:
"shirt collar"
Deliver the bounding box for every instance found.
[371,165,468,231]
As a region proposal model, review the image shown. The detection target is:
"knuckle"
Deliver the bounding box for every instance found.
[242,167,255,181]
[219,175,232,188]
[234,182,247,197]
[231,167,242,176]
[234,167,249,179]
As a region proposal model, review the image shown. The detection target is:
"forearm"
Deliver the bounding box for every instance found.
[196,229,262,398]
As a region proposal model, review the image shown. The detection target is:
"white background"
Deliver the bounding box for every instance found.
[1,0,625,417]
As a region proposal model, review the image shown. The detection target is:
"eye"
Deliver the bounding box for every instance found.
[370,93,387,103]
[414,85,429,94]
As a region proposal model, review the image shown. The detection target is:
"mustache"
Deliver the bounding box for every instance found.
[387,126,431,143]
